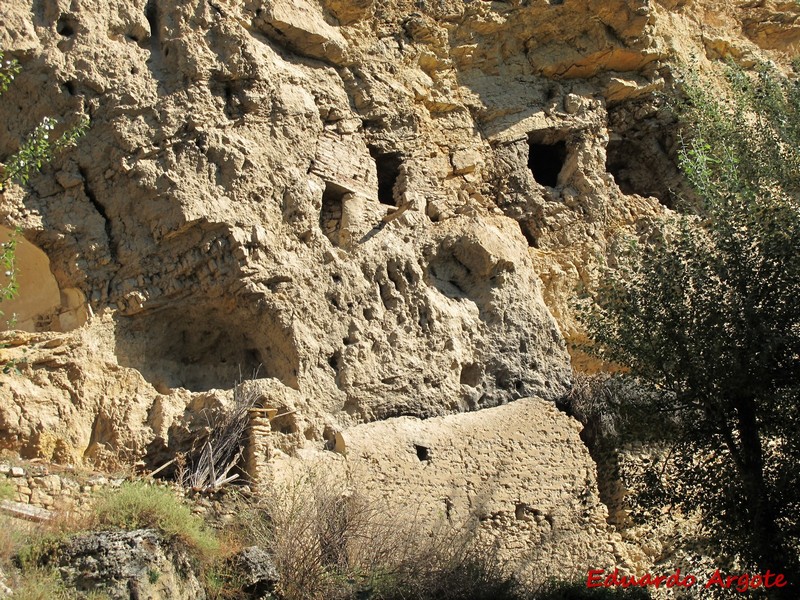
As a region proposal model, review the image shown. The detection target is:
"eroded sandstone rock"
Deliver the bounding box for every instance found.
[0,0,798,584]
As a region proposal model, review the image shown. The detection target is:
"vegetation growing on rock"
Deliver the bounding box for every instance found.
[0,52,88,192]
[583,63,800,593]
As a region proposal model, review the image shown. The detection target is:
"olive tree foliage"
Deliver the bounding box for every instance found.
[582,63,800,588]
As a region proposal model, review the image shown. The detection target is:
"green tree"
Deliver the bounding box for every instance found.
[583,64,800,594]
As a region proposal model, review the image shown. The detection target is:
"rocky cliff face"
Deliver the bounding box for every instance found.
[1,0,798,584]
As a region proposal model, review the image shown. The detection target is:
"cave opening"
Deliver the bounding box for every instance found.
[606,139,667,204]
[320,182,346,245]
[144,0,159,43]
[114,301,300,393]
[369,146,402,206]
[57,15,77,37]
[527,137,567,188]
[519,221,538,248]
[459,362,482,387]
[0,226,87,332]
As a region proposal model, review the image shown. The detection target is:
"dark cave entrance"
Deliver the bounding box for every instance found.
[606,138,668,205]
[320,182,346,245]
[369,146,403,206]
[115,301,300,393]
[415,444,431,462]
[57,15,77,37]
[519,221,538,248]
[527,136,567,188]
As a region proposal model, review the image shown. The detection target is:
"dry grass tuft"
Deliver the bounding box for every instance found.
[235,466,518,600]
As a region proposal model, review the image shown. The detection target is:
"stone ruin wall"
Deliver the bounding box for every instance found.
[0,0,798,582]
[263,398,642,580]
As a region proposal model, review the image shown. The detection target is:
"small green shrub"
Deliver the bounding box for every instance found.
[93,482,219,561]
[0,52,21,94]
[0,115,89,190]
[14,533,67,572]
[7,567,110,600]
[8,568,70,600]
[0,515,33,569]
[0,477,15,500]
[202,561,249,600]
[203,568,229,599]
[0,232,17,304]
[9,504,96,571]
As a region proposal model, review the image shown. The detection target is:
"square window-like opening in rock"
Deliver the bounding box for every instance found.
[369,146,402,206]
[528,137,567,188]
[460,362,482,387]
[415,444,430,462]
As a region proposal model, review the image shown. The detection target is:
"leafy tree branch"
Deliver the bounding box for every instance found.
[0,51,89,191]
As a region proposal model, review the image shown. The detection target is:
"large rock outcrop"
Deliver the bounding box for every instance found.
[40,529,206,600]
[2,0,796,458]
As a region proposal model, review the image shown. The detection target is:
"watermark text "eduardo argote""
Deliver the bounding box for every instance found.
[587,568,787,593]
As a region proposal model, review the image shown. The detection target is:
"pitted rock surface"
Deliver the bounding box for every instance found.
[0,0,798,590]
[45,529,205,600]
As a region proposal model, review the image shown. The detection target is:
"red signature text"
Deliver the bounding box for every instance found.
[586,568,788,592]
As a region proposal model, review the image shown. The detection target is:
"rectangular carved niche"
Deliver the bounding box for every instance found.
[320,182,347,245]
